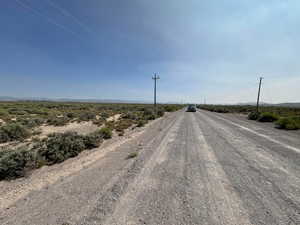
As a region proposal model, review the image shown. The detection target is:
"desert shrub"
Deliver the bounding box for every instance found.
[20,118,44,128]
[37,132,86,164]
[0,130,9,143]
[0,123,30,143]
[248,111,260,120]
[0,148,31,180]
[8,108,27,115]
[104,121,115,130]
[47,117,69,126]
[258,112,279,122]
[83,131,103,149]
[276,117,300,130]
[79,112,96,121]
[66,112,76,119]
[51,117,68,126]
[157,109,165,117]
[137,120,147,127]
[215,108,229,113]
[32,131,104,167]
[115,120,133,132]
[100,112,109,119]
[122,112,137,120]
[99,127,112,139]
[145,114,156,120]
[0,109,8,117]
[164,105,177,112]
[143,109,156,120]
[143,108,154,115]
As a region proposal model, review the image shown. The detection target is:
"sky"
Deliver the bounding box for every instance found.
[0,0,299,104]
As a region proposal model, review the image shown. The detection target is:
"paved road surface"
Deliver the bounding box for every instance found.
[1,110,299,225]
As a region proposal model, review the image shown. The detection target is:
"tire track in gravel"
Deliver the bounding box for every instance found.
[189,113,252,225]
[79,112,184,225]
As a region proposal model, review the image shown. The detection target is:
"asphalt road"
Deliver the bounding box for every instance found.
[1,110,299,225]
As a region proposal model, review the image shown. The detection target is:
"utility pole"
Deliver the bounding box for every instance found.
[152,73,160,115]
[256,77,263,112]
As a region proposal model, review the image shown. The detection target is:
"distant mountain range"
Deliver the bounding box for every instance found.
[274,103,300,108]
[236,102,300,108]
[0,96,181,104]
[0,96,153,103]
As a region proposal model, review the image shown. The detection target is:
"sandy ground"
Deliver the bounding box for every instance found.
[106,114,121,122]
[38,121,100,137]
[0,110,299,225]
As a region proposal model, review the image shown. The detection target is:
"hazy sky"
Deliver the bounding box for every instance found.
[0,0,299,103]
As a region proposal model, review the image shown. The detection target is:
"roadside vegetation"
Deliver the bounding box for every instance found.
[0,101,182,180]
[0,131,105,180]
[0,123,30,143]
[275,117,300,130]
[198,104,300,130]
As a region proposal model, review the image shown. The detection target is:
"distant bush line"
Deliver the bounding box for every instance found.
[0,102,183,143]
[198,104,300,130]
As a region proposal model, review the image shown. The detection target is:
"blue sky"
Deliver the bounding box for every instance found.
[0,0,299,103]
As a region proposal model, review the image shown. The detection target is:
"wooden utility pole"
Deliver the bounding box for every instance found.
[256,77,263,112]
[152,73,160,115]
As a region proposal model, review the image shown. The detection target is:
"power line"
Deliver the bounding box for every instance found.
[44,0,92,34]
[15,0,79,36]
